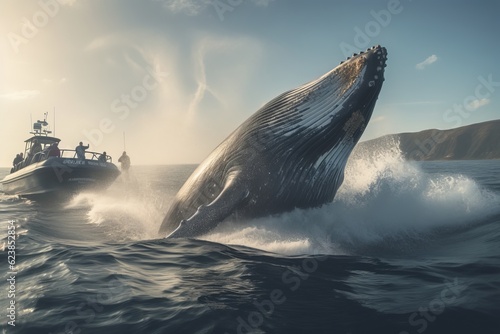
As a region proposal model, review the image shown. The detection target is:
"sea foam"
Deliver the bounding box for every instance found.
[206,137,500,256]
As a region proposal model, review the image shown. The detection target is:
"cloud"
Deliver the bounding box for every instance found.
[154,0,212,15]
[187,35,264,116]
[85,35,116,52]
[155,0,274,15]
[388,100,443,107]
[42,78,67,85]
[0,90,41,100]
[416,54,438,70]
[371,115,386,123]
[466,98,490,110]
[58,0,77,5]
[251,0,274,6]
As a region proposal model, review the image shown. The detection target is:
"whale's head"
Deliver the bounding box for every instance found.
[247,45,387,150]
[239,45,388,204]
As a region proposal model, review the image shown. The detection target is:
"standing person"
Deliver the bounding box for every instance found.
[27,140,42,164]
[17,153,24,169]
[31,140,42,155]
[98,151,108,163]
[48,142,60,157]
[13,154,22,166]
[11,153,22,172]
[118,151,131,172]
[75,142,89,159]
[29,140,42,157]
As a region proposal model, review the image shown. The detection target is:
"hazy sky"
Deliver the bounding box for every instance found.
[1,0,499,166]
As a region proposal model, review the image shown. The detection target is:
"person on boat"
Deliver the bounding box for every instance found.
[27,140,42,164]
[118,151,131,172]
[75,142,89,159]
[11,153,23,173]
[98,151,107,163]
[13,153,24,171]
[30,140,42,155]
[13,153,22,166]
[48,142,60,157]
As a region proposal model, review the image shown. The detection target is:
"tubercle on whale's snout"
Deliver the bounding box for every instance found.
[338,45,388,89]
[328,45,387,95]
[339,45,388,66]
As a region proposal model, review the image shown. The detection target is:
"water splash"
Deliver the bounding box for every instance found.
[337,137,499,239]
[66,174,166,242]
[206,137,500,256]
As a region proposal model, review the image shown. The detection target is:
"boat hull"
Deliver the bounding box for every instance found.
[1,157,120,198]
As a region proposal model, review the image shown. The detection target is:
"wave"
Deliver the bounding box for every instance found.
[65,173,167,242]
[205,138,500,256]
[66,139,500,257]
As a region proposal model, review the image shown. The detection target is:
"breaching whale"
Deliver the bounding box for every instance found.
[159,45,388,238]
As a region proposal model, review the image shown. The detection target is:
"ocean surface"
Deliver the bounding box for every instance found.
[1,147,500,334]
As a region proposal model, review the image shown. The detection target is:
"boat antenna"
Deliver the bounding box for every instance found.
[123,131,126,151]
[53,107,56,137]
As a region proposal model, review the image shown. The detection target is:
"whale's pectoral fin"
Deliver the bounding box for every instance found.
[166,173,250,238]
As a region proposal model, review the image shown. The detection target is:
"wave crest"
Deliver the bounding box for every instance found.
[207,138,500,256]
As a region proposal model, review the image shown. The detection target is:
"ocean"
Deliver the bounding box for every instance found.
[1,147,500,334]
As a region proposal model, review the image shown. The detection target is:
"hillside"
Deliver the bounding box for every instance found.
[359,119,500,161]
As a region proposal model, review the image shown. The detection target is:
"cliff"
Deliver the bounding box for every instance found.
[359,119,500,161]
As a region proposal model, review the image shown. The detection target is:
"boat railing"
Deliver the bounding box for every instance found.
[57,149,113,162]
[11,149,113,173]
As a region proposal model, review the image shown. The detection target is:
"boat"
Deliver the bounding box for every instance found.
[1,114,120,198]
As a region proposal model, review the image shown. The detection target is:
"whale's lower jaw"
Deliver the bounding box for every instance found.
[159,45,387,238]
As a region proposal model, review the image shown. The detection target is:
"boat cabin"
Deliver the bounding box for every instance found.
[24,135,61,164]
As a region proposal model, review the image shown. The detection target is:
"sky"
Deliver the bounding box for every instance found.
[1,0,499,167]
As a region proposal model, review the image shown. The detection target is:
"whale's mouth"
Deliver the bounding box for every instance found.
[334,45,388,135]
[288,45,388,191]
[363,45,388,86]
[302,45,387,139]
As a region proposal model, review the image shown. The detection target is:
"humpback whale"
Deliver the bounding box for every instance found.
[159,45,388,238]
